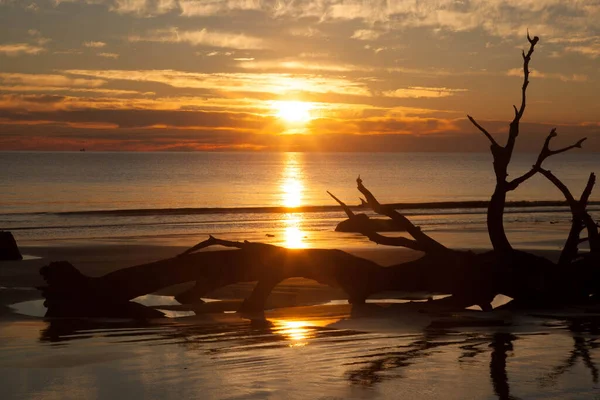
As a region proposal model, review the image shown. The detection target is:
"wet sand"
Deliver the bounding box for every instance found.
[2,243,599,399]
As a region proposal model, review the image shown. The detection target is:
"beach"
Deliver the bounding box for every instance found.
[1,151,599,399]
[2,0,599,395]
[2,240,600,399]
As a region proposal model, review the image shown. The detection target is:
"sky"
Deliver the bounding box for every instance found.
[0,0,598,152]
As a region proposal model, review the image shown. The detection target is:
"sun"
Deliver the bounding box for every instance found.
[274,101,313,123]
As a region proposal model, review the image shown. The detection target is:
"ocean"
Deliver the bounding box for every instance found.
[1,151,598,249]
[3,152,600,399]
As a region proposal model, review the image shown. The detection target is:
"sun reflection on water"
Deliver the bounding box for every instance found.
[281,153,304,208]
[280,153,308,248]
[270,319,339,347]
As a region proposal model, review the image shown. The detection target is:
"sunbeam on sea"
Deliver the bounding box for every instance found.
[2,152,598,250]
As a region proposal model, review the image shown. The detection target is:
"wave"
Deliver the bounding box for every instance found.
[4,200,598,218]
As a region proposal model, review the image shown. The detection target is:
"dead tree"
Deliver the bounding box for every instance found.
[467,33,587,253]
[327,33,596,307]
[38,34,599,318]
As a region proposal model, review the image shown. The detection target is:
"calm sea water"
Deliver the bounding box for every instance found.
[2,307,600,400]
[1,152,598,248]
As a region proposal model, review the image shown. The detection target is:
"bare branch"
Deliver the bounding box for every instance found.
[538,168,599,263]
[538,168,578,210]
[356,176,448,254]
[506,129,586,191]
[506,33,539,152]
[535,130,586,166]
[580,173,596,207]
[179,236,241,256]
[178,236,277,257]
[360,231,424,251]
[506,168,538,192]
[481,34,540,252]
[327,191,355,219]
[328,190,424,251]
[467,115,500,148]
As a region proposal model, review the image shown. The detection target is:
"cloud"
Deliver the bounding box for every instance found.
[565,45,600,59]
[109,0,178,16]
[383,87,468,99]
[547,36,600,59]
[0,107,275,131]
[236,59,359,72]
[506,68,588,82]
[0,72,106,88]
[0,43,45,56]
[178,0,260,16]
[63,69,372,96]
[84,41,107,48]
[44,1,600,44]
[98,52,119,58]
[0,86,144,95]
[129,27,266,49]
[351,30,382,41]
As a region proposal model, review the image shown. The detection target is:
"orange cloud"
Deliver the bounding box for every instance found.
[0,43,45,56]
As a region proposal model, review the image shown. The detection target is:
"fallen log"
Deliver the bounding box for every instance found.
[39,235,513,318]
[334,215,401,233]
[39,234,571,319]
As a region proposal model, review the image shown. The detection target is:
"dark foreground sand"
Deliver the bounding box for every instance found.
[3,243,599,400]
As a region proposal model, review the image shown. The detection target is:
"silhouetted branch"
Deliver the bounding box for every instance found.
[178,235,278,257]
[580,173,596,207]
[328,190,423,251]
[327,191,355,219]
[360,233,423,250]
[506,129,586,191]
[356,176,448,254]
[467,115,500,148]
[537,168,599,263]
[473,34,540,253]
[536,133,586,165]
[579,174,599,254]
[513,32,539,124]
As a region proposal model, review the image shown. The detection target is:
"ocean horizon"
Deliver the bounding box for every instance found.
[2,151,598,249]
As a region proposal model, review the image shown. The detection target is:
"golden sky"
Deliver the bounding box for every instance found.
[0,0,598,151]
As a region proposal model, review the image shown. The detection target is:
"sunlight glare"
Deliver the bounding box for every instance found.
[282,178,303,208]
[274,101,313,124]
[284,215,306,249]
[281,153,304,208]
[270,319,341,347]
[280,153,307,248]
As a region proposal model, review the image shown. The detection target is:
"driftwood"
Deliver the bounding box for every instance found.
[38,34,599,318]
[39,236,486,317]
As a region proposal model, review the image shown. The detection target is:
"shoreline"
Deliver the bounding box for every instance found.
[0,241,564,321]
[5,199,598,217]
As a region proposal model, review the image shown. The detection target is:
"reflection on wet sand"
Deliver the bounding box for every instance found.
[283,214,307,249]
[539,319,600,387]
[28,311,600,399]
[489,333,518,400]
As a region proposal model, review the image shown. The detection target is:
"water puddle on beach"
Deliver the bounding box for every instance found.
[2,300,600,399]
[8,294,213,318]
